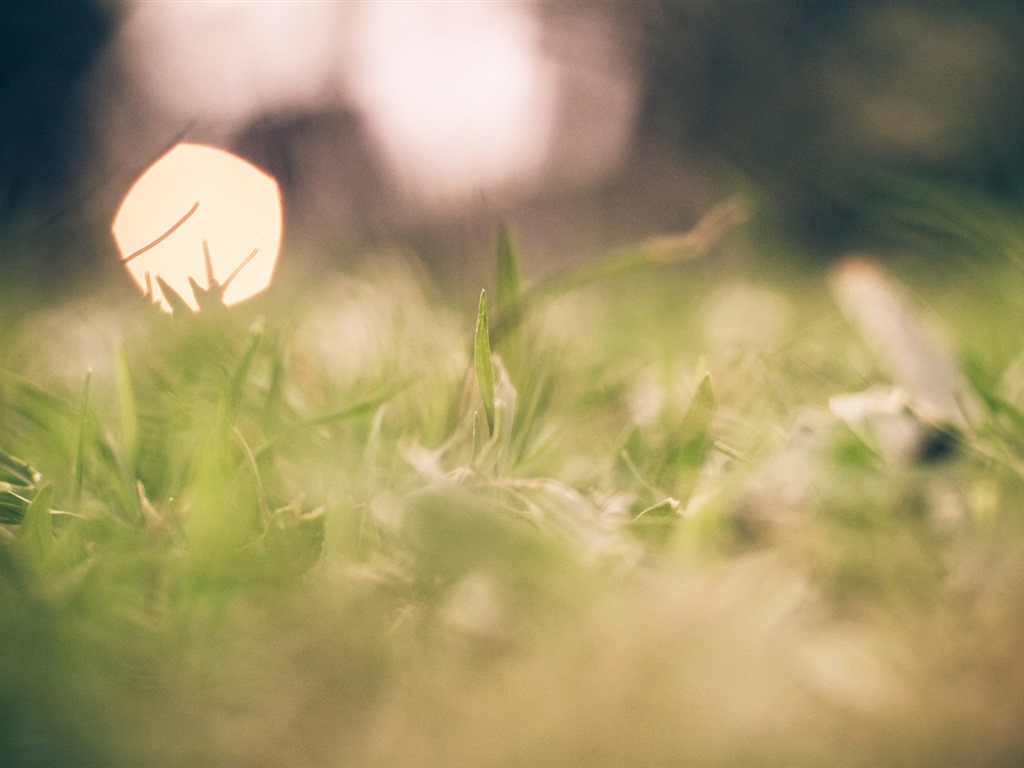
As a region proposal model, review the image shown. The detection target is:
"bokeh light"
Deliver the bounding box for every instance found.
[346,1,556,205]
[115,1,342,128]
[111,142,282,312]
[96,1,638,231]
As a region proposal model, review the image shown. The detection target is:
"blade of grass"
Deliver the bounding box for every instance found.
[0,485,30,525]
[226,324,263,419]
[263,333,287,430]
[670,373,716,471]
[0,450,40,524]
[117,344,139,475]
[0,370,77,443]
[496,224,522,356]
[475,290,496,433]
[305,379,414,429]
[232,425,269,525]
[253,378,414,461]
[493,195,747,342]
[12,482,54,565]
[72,372,91,515]
[0,447,41,488]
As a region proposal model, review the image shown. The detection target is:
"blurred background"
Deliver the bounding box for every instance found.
[2,0,1024,297]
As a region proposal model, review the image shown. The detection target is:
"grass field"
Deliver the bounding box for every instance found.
[3,196,1024,767]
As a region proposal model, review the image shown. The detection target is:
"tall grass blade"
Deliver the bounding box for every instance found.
[496,224,522,340]
[475,289,496,433]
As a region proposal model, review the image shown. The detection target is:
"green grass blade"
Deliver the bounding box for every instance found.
[117,344,139,474]
[232,425,269,524]
[0,492,28,525]
[0,369,77,441]
[492,196,746,343]
[253,378,414,461]
[12,482,54,565]
[475,289,496,433]
[0,447,40,488]
[671,373,715,471]
[305,379,414,429]
[226,324,263,419]
[496,224,522,330]
[263,333,287,429]
[0,450,40,525]
[73,372,91,515]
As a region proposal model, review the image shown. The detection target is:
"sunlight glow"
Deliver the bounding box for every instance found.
[111,143,282,312]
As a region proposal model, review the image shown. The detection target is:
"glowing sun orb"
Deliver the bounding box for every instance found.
[111,142,283,312]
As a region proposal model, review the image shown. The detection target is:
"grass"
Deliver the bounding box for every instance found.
[3,195,1024,767]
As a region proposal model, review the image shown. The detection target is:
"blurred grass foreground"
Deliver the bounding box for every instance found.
[5,2,1024,766]
[4,190,1024,767]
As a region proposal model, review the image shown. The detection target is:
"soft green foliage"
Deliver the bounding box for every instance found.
[3,208,1024,767]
